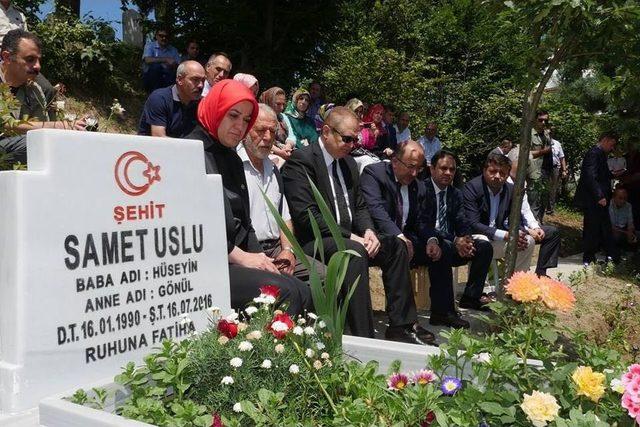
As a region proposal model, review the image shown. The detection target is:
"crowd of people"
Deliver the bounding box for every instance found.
[1,19,639,345]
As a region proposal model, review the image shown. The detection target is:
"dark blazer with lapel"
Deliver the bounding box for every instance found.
[463,175,515,239]
[360,161,433,247]
[281,142,374,247]
[184,124,261,252]
[423,179,471,242]
[575,145,613,207]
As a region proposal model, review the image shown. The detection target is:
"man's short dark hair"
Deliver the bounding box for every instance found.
[384,104,396,113]
[431,150,457,168]
[599,131,619,142]
[207,51,230,65]
[536,110,549,117]
[484,152,511,170]
[1,29,41,55]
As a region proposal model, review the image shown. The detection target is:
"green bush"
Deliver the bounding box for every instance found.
[34,12,141,98]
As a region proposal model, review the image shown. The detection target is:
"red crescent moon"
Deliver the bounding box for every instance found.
[115,151,150,196]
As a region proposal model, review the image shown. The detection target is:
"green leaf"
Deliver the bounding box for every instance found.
[479,401,507,415]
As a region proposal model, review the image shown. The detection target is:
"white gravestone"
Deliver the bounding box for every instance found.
[122,9,144,47]
[0,129,231,414]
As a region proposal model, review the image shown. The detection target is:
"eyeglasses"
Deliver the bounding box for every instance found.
[537,118,549,123]
[331,127,359,145]
[395,156,424,173]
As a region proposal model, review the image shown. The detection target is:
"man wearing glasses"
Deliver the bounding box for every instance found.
[142,28,181,93]
[282,107,435,345]
[528,110,554,222]
[361,143,472,330]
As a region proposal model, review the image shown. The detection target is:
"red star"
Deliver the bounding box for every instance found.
[143,162,161,185]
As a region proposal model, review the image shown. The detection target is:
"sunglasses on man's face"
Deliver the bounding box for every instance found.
[331,127,359,145]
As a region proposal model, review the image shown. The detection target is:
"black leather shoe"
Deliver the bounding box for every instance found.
[429,312,470,329]
[385,325,435,346]
[411,323,436,344]
[459,296,491,312]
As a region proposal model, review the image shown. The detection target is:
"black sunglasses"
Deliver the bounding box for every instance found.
[331,127,359,145]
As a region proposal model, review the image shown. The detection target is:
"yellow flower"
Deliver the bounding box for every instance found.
[520,390,560,427]
[539,276,575,312]
[572,366,605,402]
[505,271,542,303]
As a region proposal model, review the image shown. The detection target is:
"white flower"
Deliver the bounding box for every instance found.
[316,342,325,350]
[226,312,239,322]
[218,335,229,345]
[318,320,326,329]
[611,378,625,394]
[305,348,315,358]
[320,352,330,360]
[246,330,262,340]
[233,402,242,413]
[293,326,304,335]
[255,294,276,305]
[238,341,253,352]
[110,99,125,115]
[297,317,306,325]
[313,360,323,370]
[55,100,65,111]
[179,314,192,326]
[307,312,318,320]
[230,357,243,368]
[289,364,300,374]
[245,306,258,315]
[207,306,221,317]
[261,359,272,369]
[475,352,491,364]
[253,296,267,304]
[275,344,285,353]
[221,376,234,385]
[272,321,290,332]
[304,326,316,335]
[64,113,77,121]
[237,322,248,332]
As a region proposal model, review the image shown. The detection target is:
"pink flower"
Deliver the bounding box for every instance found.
[267,313,294,339]
[622,364,640,386]
[622,393,640,421]
[387,373,410,390]
[413,369,437,385]
[259,285,281,299]
[211,412,223,427]
[217,319,238,339]
[621,364,640,422]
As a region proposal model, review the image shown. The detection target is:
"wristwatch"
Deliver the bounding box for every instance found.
[283,246,294,254]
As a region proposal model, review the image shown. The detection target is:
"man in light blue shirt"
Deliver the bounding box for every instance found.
[141,29,181,93]
[418,122,441,166]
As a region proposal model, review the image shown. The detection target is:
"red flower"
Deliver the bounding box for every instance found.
[259,285,281,298]
[217,319,238,339]
[211,413,223,427]
[420,411,435,427]
[267,312,294,339]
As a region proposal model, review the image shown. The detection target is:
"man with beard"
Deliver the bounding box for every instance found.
[0,29,87,164]
[138,60,205,138]
[238,103,325,281]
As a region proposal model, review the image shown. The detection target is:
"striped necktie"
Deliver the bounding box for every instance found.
[438,190,448,234]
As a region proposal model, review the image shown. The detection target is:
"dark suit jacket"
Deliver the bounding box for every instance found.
[423,179,471,242]
[281,142,374,247]
[184,124,261,252]
[575,145,613,207]
[360,162,434,247]
[463,175,516,239]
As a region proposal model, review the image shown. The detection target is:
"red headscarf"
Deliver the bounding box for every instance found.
[363,103,385,124]
[197,79,259,140]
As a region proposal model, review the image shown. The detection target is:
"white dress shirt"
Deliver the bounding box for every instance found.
[506,177,539,229]
[319,138,352,225]
[237,145,291,242]
[431,179,447,231]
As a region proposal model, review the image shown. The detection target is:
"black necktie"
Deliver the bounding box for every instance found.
[437,190,448,234]
[332,160,351,230]
[395,182,404,230]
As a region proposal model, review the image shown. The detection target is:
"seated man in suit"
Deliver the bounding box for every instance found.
[361,142,471,327]
[282,107,434,345]
[464,153,535,272]
[426,150,494,311]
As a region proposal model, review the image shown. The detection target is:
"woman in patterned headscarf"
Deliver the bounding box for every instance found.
[259,86,294,161]
[281,88,318,148]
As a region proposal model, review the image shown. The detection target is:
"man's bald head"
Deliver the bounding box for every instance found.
[321,106,360,159]
[392,140,425,185]
[176,60,206,102]
[326,106,359,130]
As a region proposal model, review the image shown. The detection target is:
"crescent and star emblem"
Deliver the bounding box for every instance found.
[114,151,161,196]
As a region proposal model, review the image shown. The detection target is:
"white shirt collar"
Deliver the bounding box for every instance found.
[318,137,336,168]
[171,85,180,102]
[431,178,447,196]
[237,144,272,177]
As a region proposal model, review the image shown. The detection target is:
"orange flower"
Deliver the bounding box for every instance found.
[539,277,575,312]
[505,271,542,302]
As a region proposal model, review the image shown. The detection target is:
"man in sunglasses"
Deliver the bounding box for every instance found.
[528,110,554,222]
[282,107,435,345]
[142,28,181,93]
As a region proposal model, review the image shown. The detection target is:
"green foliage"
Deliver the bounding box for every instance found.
[34,11,141,98]
[67,387,108,410]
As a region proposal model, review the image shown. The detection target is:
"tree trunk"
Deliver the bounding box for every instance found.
[55,0,80,17]
[155,0,174,31]
[500,53,564,298]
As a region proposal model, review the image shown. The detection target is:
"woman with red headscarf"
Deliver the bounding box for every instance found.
[184,80,311,315]
[361,103,393,158]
